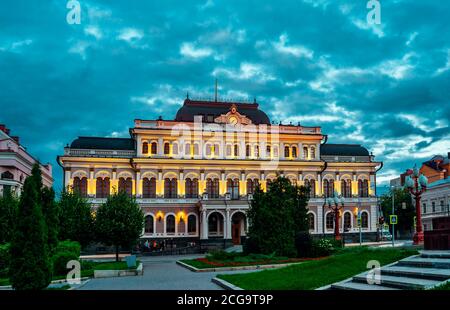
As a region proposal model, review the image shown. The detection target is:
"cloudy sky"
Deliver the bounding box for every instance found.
[0,0,449,192]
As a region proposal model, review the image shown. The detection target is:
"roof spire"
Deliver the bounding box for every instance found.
[214,78,218,102]
[186,91,189,100]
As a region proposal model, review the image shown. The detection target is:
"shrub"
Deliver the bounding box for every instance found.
[52,251,79,276]
[207,249,239,261]
[55,241,81,257]
[311,238,336,257]
[0,243,10,277]
[295,231,313,258]
[243,237,260,255]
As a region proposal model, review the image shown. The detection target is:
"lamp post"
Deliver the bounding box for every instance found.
[404,165,428,245]
[326,193,345,240]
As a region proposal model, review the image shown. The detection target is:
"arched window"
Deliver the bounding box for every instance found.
[185,178,198,198]
[73,177,87,197]
[151,142,157,155]
[206,144,212,156]
[308,213,315,231]
[96,177,110,198]
[254,145,259,158]
[164,178,177,198]
[208,212,223,235]
[1,171,13,180]
[310,147,316,159]
[326,212,334,230]
[164,142,170,155]
[227,178,240,200]
[247,179,259,195]
[226,144,232,157]
[144,215,154,234]
[172,142,179,155]
[234,144,239,157]
[361,212,369,228]
[324,179,334,197]
[341,180,352,198]
[358,179,369,197]
[166,215,175,234]
[246,144,251,157]
[142,142,149,154]
[344,212,351,231]
[284,146,290,158]
[185,143,191,157]
[304,179,316,198]
[193,143,199,156]
[214,143,220,157]
[292,146,297,158]
[143,177,156,198]
[187,215,196,234]
[206,178,219,199]
[303,146,309,159]
[119,177,133,197]
[266,145,271,158]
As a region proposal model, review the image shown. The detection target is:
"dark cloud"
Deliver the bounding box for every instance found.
[0,0,449,190]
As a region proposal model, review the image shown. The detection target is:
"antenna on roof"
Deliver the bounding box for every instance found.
[186,91,190,100]
[214,78,218,102]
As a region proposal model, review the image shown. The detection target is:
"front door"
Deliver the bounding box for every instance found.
[232,223,240,245]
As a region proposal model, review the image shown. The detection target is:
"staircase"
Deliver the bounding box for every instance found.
[331,251,450,290]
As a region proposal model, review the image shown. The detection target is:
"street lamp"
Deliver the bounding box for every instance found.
[404,165,428,245]
[326,193,345,240]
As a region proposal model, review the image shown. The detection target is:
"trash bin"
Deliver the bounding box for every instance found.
[125,255,137,268]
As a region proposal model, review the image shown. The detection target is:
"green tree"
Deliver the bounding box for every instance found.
[9,168,52,290]
[95,191,144,261]
[380,188,415,238]
[41,187,59,253]
[58,190,94,247]
[0,191,18,244]
[245,176,309,257]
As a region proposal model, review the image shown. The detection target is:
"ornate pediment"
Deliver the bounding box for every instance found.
[214,104,253,126]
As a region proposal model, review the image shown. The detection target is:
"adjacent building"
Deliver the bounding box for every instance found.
[0,124,53,196]
[57,98,382,247]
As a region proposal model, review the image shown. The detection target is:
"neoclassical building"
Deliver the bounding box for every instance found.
[57,98,382,247]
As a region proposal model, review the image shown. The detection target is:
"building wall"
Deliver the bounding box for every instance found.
[421,180,450,231]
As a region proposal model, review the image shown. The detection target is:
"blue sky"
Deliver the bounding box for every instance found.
[0,0,449,193]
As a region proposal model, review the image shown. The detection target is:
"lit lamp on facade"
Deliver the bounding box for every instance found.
[326,193,345,240]
[404,165,428,245]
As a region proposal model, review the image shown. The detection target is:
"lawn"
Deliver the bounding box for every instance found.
[217,247,418,290]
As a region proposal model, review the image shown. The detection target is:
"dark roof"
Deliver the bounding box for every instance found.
[70,137,135,150]
[320,144,369,156]
[175,99,271,124]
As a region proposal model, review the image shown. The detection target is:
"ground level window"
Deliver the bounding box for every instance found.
[187,215,196,233]
[166,215,175,234]
[326,212,334,230]
[145,215,154,234]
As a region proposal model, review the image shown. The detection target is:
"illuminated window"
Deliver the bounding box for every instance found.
[185,178,199,198]
[247,179,259,195]
[193,143,199,156]
[164,142,170,155]
[310,147,316,159]
[214,143,220,156]
[142,142,149,154]
[143,177,156,198]
[246,144,251,157]
[341,180,352,198]
[119,177,133,197]
[324,179,334,198]
[151,142,157,155]
[254,145,259,158]
[226,144,232,157]
[358,179,369,197]
[266,145,271,157]
[234,144,239,157]
[185,143,191,157]
[164,178,177,198]
[73,177,87,197]
[206,178,219,198]
[273,146,279,158]
[172,142,179,155]
[284,146,290,158]
[292,146,297,158]
[227,178,240,199]
[303,146,309,159]
[96,177,110,198]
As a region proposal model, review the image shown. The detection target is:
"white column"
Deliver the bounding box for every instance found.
[370,205,377,232]
[201,209,208,239]
[298,143,303,159]
[226,209,231,239]
[316,143,320,160]
[136,171,141,197]
[317,205,323,234]
[158,137,163,156]
[64,169,71,189]
[280,142,285,159]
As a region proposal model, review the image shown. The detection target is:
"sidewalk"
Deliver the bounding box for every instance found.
[345,240,413,248]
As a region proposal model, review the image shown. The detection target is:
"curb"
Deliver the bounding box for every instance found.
[94,263,144,278]
[0,277,91,290]
[212,277,243,290]
[176,260,304,273]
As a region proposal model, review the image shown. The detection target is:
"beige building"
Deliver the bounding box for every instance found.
[57,98,382,248]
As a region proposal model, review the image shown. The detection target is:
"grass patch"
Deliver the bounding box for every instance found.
[181,257,318,269]
[432,281,450,290]
[0,278,10,286]
[46,285,71,290]
[217,247,418,290]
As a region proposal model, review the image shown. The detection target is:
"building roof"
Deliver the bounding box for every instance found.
[428,177,450,188]
[70,137,135,150]
[320,144,370,156]
[175,99,271,124]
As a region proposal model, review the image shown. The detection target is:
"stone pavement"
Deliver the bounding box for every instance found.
[78,254,259,290]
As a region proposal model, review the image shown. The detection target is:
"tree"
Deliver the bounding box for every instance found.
[95,191,144,261]
[58,190,94,247]
[380,188,415,238]
[245,176,310,257]
[41,187,59,253]
[9,169,52,290]
[0,191,18,244]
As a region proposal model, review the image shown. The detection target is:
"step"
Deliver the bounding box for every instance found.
[353,274,441,290]
[331,281,399,290]
[381,265,450,281]
[397,256,450,269]
[420,251,450,259]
